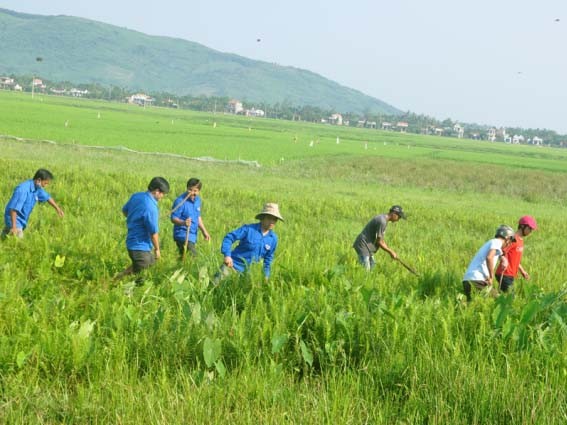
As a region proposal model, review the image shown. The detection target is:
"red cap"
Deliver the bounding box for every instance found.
[518,215,537,230]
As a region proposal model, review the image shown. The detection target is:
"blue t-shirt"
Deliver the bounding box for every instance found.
[171,193,202,243]
[4,179,51,229]
[122,191,159,251]
[220,223,278,277]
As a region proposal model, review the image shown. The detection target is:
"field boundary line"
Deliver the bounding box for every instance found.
[0,134,261,167]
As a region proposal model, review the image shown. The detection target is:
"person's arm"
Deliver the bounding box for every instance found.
[485,249,498,282]
[221,225,247,268]
[198,216,210,241]
[377,238,397,259]
[9,210,19,234]
[171,216,191,226]
[519,264,530,280]
[151,233,161,259]
[171,200,191,226]
[47,198,64,217]
[262,237,278,280]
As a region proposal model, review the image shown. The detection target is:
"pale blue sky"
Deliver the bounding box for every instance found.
[2,0,566,133]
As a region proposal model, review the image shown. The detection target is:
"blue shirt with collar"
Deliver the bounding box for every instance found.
[221,222,278,277]
[4,179,51,229]
[122,191,159,251]
[171,193,202,243]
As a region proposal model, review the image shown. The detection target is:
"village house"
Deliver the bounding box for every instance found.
[487,128,496,142]
[245,108,265,117]
[381,122,392,130]
[14,84,22,91]
[512,135,525,144]
[128,93,154,107]
[365,121,377,129]
[396,122,409,133]
[532,136,543,146]
[227,99,243,114]
[32,78,46,90]
[328,113,343,126]
[453,123,464,138]
[69,88,89,97]
[0,77,15,89]
[49,88,67,95]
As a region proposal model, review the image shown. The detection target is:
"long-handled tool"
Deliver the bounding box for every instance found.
[396,257,420,276]
[182,220,191,261]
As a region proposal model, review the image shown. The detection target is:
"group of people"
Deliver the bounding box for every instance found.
[2,170,284,284]
[3,169,537,298]
[353,205,538,299]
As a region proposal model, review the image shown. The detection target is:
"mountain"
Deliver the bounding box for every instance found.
[0,8,401,115]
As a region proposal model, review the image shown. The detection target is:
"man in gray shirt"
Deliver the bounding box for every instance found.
[353,205,406,270]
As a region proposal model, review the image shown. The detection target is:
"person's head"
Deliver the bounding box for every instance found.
[388,205,406,222]
[148,177,170,201]
[186,178,202,200]
[255,203,284,231]
[518,215,537,237]
[495,224,516,247]
[33,168,54,188]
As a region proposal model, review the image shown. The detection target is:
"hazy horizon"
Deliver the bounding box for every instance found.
[2,1,566,133]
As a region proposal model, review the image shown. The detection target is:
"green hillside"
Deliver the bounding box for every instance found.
[0,8,401,115]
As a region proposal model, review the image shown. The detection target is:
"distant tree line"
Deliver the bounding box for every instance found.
[4,73,566,146]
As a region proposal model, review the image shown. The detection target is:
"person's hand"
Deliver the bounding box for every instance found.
[223,256,233,268]
[185,218,192,226]
[203,231,211,242]
[389,251,398,260]
[155,249,161,260]
[521,270,530,280]
[500,257,509,270]
[56,208,65,218]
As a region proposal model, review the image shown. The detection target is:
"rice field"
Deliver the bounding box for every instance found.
[1,91,567,424]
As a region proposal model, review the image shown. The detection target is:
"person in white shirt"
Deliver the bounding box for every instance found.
[462,225,515,301]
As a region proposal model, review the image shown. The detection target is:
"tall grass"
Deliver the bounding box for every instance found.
[1,93,567,423]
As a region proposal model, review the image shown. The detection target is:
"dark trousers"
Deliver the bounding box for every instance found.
[175,240,197,257]
[495,274,515,292]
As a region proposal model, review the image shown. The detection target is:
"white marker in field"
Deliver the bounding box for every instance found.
[213,122,217,128]
[97,112,101,119]
[336,136,340,144]
[364,141,368,150]
[64,120,69,128]
[309,140,314,147]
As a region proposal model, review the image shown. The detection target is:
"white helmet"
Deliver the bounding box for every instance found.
[495,225,515,239]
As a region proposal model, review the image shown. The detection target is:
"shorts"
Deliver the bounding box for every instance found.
[128,250,155,273]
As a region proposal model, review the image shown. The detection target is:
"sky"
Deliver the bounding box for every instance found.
[2,0,567,133]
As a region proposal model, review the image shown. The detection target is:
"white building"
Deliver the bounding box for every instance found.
[128,93,154,106]
[328,113,343,126]
[245,108,265,117]
[227,99,243,114]
[453,123,464,138]
[396,122,409,133]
